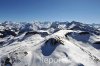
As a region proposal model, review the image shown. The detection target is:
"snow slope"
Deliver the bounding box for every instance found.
[0,21,100,66]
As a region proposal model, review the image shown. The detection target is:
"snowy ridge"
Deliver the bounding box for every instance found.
[0,21,100,66]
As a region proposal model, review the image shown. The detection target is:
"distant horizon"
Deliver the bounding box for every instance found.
[0,20,100,24]
[0,0,100,24]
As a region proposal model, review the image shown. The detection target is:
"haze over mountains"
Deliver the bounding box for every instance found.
[0,21,100,66]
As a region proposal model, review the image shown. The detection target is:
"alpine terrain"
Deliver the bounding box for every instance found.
[0,21,100,66]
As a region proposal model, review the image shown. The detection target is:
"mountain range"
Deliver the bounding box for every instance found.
[0,21,100,66]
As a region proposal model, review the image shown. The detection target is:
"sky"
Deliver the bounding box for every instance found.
[0,0,100,23]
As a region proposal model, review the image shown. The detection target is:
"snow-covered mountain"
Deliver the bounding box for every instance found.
[0,21,100,66]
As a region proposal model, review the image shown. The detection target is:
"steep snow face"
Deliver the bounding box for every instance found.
[0,21,100,66]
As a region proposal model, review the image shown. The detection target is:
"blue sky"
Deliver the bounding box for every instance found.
[0,0,100,23]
